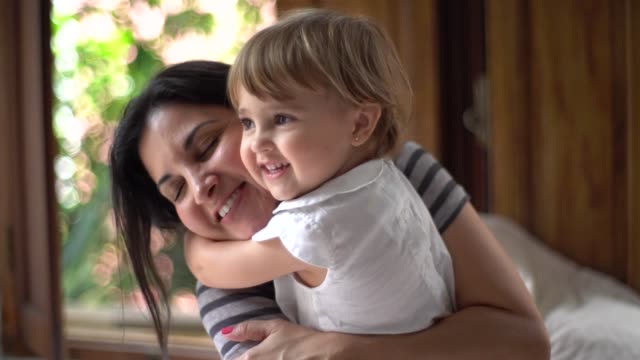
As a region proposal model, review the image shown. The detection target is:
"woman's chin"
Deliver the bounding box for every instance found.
[227,216,270,240]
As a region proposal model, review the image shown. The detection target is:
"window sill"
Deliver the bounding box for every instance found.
[65,306,219,360]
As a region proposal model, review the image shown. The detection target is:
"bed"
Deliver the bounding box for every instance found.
[483,214,640,360]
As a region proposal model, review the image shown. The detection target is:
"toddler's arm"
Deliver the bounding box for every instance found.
[184,232,307,289]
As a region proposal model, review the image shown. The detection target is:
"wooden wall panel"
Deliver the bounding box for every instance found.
[488,0,639,290]
[277,0,441,157]
[611,0,633,286]
[529,0,617,273]
[395,1,441,160]
[629,0,640,291]
[486,0,532,229]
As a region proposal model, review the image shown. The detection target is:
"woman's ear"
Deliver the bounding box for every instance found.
[351,103,382,147]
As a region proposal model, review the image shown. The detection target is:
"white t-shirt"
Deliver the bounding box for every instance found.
[252,159,455,334]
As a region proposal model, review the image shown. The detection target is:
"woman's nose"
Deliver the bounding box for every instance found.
[189,172,218,205]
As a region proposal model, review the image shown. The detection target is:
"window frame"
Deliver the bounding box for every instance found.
[1,0,63,357]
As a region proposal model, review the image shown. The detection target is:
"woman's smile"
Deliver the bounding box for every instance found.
[217,185,241,220]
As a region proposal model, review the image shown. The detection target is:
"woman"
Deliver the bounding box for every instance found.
[110,60,549,359]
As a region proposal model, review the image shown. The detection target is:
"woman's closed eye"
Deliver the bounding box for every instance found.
[163,179,185,203]
[173,182,185,202]
[196,137,220,162]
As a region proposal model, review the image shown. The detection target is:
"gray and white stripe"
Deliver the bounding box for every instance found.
[394,142,469,232]
[197,282,285,359]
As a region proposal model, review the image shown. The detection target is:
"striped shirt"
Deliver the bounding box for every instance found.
[196,141,469,359]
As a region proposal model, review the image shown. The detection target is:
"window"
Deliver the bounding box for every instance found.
[53,0,276,358]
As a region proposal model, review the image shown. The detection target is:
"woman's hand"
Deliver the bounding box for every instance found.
[223,319,351,360]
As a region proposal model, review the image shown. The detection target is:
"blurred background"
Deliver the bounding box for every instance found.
[1,0,639,359]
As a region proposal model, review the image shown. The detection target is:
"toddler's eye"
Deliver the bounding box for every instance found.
[274,114,293,125]
[240,118,254,130]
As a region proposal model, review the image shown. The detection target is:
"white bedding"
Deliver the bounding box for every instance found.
[482,214,640,360]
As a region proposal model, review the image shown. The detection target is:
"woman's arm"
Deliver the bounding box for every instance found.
[224,204,550,360]
[386,203,549,359]
[196,282,286,360]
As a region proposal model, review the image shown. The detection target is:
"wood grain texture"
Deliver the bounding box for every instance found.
[628,0,640,290]
[488,0,639,290]
[5,0,63,357]
[276,0,441,157]
[0,0,23,353]
[486,0,532,229]
[394,0,441,159]
[530,0,616,274]
[611,0,631,285]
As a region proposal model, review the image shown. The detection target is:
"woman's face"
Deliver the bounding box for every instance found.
[139,103,277,240]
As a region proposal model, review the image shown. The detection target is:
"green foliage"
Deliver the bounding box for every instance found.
[53,0,264,309]
[128,46,164,97]
[164,10,215,37]
[238,0,262,24]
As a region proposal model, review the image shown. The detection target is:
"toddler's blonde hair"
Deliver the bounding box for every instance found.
[228,8,413,157]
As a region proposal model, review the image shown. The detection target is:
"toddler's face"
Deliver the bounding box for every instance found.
[236,85,360,200]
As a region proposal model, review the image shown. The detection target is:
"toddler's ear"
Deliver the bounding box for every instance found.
[351,103,382,146]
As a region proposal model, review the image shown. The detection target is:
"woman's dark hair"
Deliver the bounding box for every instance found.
[109,60,231,356]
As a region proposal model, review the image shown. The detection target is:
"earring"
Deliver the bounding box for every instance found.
[354,136,360,142]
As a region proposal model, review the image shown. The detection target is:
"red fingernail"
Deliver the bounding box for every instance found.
[221,326,234,335]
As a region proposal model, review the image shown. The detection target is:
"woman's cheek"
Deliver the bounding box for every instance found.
[176,205,216,239]
[239,139,252,172]
[218,123,244,166]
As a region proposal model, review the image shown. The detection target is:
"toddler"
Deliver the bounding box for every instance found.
[196,8,455,334]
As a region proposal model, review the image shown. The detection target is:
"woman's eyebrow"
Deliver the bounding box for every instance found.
[184,119,216,150]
